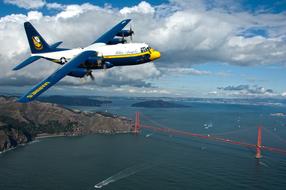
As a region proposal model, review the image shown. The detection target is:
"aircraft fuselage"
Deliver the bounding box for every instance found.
[33,43,161,68]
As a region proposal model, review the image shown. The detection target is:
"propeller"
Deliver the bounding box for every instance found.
[121,30,125,42]
[129,25,134,41]
[103,63,107,70]
[86,70,94,80]
[120,25,134,43]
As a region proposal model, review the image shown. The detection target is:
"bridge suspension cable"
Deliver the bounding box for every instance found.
[136,112,286,157]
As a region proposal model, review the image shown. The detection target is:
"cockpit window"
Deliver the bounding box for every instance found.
[141,47,151,53]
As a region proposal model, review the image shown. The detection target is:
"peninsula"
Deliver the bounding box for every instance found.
[0,96,132,152]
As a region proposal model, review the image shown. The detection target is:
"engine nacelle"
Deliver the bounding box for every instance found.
[103,62,114,69]
[68,68,87,78]
[116,30,133,37]
[84,56,103,67]
[83,57,114,69]
[107,38,127,45]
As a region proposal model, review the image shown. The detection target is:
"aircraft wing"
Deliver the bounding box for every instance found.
[18,50,96,103]
[92,19,131,44]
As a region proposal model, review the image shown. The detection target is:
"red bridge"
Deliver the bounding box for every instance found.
[133,112,286,158]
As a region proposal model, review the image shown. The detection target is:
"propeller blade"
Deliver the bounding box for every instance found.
[86,70,95,80]
[122,30,125,41]
[130,25,134,41]
[90,73,95,80]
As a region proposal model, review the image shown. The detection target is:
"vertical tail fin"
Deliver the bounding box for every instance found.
[24,22,51,54]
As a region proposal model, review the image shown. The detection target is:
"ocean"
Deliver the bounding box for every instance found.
[1,98,286,190]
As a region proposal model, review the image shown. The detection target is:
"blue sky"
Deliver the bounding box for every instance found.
[1,0,286,15]
[0,0,167,16]
[0,0,285,98]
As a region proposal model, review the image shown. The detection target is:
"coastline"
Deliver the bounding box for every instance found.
[36,133,67,139]
[36,130,133,139]
[0,130,133,154]
[0,139,41,155]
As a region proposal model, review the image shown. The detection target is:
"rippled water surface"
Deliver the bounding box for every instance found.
[1,98,286,190]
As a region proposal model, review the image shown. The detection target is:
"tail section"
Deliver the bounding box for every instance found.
[13,22,68,71]
[24,22,51,54]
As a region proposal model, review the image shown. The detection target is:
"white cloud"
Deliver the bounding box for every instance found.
[208,91,218,95]
[27,11,43,20]
[120,1,155,15]
[2,1,286,68]
[110,63,160,80]
[148,6,286,66]
[217,84,278,97]
[0,0,286,97]
[161,68,211,75]
[114,86,171,95]
[55,3,98,19]
[46,2,65,10]
[69,62,161,88]
[4,0,45,9]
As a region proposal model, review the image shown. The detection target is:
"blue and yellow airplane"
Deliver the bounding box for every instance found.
[14,19,161,103]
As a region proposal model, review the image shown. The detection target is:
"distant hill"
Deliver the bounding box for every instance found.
[38,95,111,106]
[131,100,190,108]
[0,96,131,152]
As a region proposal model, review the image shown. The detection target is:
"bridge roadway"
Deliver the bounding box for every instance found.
[141,124,286,156]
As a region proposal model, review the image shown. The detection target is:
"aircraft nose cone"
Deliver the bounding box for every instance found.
[150,50,161,61]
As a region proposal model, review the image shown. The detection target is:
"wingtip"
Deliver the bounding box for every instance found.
[12,66,19,71]
[17,96,30,103]
[122,19,131,23]
[17,99,24,103]
[24,21,31,26]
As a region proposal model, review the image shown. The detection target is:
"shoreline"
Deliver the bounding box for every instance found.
[1,131,134,154]
[35,133,66,139]
[0,139,41,155]
[35,130,133,139]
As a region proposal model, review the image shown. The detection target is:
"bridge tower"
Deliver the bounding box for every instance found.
[134,112,140,133]
[256,127,262,159]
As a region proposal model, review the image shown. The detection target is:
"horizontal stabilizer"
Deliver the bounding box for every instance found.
[50,41,63,49]
[13,56,42,70]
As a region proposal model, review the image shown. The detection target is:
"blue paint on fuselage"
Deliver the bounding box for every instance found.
[44,53,151,68]
[104,54,151,66]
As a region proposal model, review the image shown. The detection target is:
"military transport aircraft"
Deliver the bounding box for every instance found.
[14,19,161,103]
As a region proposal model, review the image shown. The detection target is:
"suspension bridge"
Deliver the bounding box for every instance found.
[132,112,286,158]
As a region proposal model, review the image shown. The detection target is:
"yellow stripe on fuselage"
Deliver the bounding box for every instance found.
[103,51,150,59]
